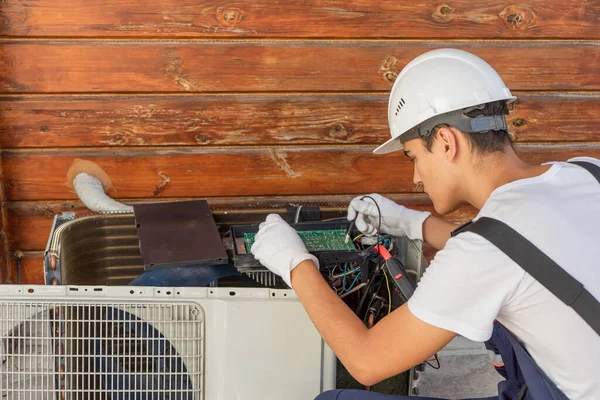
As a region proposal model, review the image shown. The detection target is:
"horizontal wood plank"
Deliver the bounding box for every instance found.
[0,199,7,283]
[507,94,600,143]
[0,94,386,147]
[1,93,599,148]
[5,195,475,251]
[3,144,599,201]
[1,42,599,93]
[0,1,597,39]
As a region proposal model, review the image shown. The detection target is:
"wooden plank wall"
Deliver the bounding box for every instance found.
[0,1,598,283]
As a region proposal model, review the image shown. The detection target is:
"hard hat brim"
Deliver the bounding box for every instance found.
[373,136,405,155]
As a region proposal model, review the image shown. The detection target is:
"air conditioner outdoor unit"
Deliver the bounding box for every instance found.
[0,212,336,399]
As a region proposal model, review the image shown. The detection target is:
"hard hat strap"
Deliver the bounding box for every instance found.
[400,107,508,144]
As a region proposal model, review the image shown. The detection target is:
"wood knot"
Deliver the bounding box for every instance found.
[512,118,526,127]
[378,56,399,84]
[7,179,15,188]
[195,135,210,144]
[40,126,50,132]
[499,6,535,30]
[216,7,244,26]
[506,13,523,24]
[432,4,455,22]
[109,134,126,145]
[328,123,352,139]
[380,56,397,69]
[440,5,452,14]
[384,71,397,82]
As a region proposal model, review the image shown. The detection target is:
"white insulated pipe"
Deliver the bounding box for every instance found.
[73,173,134,213]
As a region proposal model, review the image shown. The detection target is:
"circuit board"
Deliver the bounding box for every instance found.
[244,229,356,253]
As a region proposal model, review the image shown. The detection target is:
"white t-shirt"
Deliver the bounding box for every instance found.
[408,157,600,399]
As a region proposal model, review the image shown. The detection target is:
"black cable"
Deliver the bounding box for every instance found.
[425,354,441,370]
[16,255,22,284]
[355,195,384,317]
[359,196,382,240]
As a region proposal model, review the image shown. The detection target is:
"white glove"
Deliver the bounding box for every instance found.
[250,214,319,287]
[347,193,431,240]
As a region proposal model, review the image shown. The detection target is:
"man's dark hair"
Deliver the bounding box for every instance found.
[421,100,512,154]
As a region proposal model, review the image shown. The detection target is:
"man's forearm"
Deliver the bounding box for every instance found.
[422,215,458,250]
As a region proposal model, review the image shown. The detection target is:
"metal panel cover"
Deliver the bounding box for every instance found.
[134,200,228,270]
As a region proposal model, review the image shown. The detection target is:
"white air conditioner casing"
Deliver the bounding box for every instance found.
[0,285,336,400]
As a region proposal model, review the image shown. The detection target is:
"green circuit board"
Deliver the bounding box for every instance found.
[244,229,356,253]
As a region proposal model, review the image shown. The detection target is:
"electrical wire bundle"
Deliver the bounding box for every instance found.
[350,195,391,318]
[326,197,442,376]
[328,231,394,300]
[329,262,363,297]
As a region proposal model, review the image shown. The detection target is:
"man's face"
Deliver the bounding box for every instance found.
[402,136,463,215]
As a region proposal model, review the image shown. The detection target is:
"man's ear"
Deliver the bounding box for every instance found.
[435,126,459,161]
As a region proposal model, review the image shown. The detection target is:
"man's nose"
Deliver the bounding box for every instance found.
[413,166,421,186]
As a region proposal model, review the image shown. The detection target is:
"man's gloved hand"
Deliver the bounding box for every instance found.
[250,214,319,287]
[347,193,431,240]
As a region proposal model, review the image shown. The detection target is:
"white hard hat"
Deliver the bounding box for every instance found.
[374,48,517,155]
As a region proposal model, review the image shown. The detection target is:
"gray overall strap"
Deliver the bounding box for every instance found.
[451,160,600,336]
[568,160,600,183]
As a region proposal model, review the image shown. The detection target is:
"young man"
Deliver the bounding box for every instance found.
[250,49,600,399]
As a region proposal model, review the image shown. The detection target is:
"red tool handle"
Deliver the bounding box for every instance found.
[373,245,392,261]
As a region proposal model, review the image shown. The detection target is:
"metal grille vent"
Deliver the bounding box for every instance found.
[0,301,204,399]
[245,271,278,287]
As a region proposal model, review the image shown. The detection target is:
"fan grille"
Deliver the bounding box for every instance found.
[0,301,204,399]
